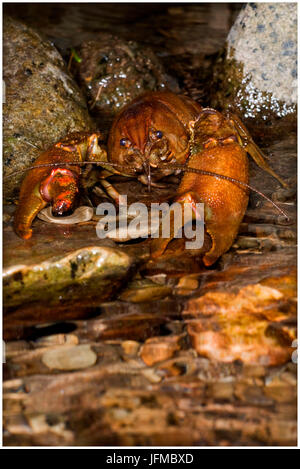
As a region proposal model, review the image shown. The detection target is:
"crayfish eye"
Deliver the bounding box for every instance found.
[120,138,131,148]
[155,130,163,139]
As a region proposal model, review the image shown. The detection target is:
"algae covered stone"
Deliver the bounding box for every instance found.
[3,16,93,201]
[75,35,178,122]
[3,246,135,308]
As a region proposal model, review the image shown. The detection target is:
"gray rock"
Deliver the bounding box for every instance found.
[3,17,93,201]
[212,3,297,126]
[224,3,297,120]
[227,3,297,106]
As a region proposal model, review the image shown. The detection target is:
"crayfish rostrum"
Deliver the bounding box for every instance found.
[12,91,288,266]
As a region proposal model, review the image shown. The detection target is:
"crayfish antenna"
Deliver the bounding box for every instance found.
[148,163,152,193]
[166,164,291,222]
[141,160,152,193]
[228,112,289,189]
[4,160,292,223]
[3,161,136,180]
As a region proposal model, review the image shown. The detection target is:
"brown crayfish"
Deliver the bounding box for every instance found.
[12,91,288,266]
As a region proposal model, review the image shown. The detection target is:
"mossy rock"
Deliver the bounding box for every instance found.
[3,246,135,308]
[3,16,93,201]
[75,35,178,123]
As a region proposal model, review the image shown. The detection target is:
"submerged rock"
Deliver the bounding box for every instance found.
[139,335,181,366]
[3,16,93,201]
[119,278,172,303]
[74,35,178,123]
[211,3,297,131]
[42,344,97,371]
[186,277,296,366]
[3,246,135,309]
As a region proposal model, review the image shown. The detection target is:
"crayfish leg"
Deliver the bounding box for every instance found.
[151,192,204,259]
[98,170,126,205]
[13,185,47,239]
[150,209,178,258]
[138,174,168,188]
[228,113,288,188]
[151,236,173,259]
[86,133,107,163]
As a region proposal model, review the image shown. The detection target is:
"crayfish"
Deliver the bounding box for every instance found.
[12,91,288,266]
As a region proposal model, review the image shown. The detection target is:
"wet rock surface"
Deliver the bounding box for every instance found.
[3,309,297,445]
[3,16,93,200]
[3,245,136,309]
[186,279,296,366]
[3,4,297,447]
[3,129,297,445]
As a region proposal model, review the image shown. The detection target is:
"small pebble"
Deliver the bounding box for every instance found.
[42,344,97,370]
[144,273,168,285]
[35,334,79,347]
[121,340,140,356]
[3,213,12,223]
[175,275,199,296]
[119,281,172,303]
[142,368,162,383]
[140,336,180,366]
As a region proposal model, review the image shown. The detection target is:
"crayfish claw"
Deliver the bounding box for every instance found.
[13,187,48,239]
